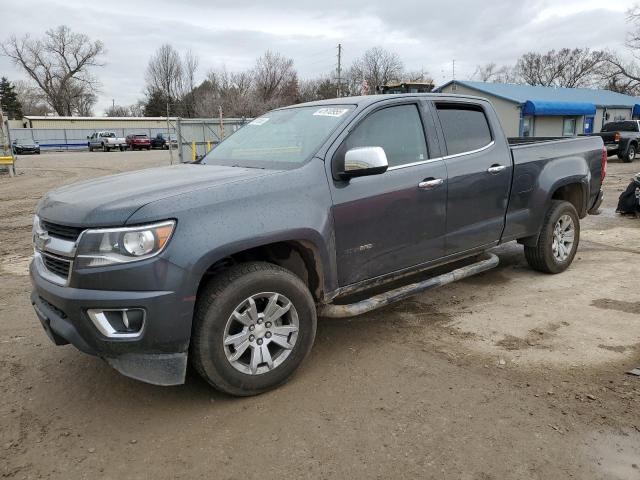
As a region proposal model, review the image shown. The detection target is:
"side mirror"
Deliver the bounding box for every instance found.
[341,147,389,178]
[86,136,90,139]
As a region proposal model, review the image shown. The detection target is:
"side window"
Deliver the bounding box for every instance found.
[436,104,493,156]
[339,104,428,168]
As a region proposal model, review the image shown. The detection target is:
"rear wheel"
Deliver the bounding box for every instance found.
[524,200,580,274]
[102,143,109,152]
[191,262,317,396]
[622,144,636,163]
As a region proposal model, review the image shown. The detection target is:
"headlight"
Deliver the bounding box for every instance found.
[75,220,175,268]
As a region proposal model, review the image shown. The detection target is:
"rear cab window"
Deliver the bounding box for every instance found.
[435,103,493,156]
[601,121,638,132]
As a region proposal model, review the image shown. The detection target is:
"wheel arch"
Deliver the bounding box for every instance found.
[194,238,327,302]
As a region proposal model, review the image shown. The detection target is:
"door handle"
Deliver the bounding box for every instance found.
[487,164,507,174]
[418,178,444,189]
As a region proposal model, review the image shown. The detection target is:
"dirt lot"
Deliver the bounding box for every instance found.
[1,150,639,479]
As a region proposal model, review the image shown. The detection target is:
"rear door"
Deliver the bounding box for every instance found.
[329,101,448,286]
[432,101,512,255]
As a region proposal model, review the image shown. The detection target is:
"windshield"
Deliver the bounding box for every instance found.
[102,132,116,138]
[201,105,354,169]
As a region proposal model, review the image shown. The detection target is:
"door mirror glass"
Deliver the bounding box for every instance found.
[342,146,389,178]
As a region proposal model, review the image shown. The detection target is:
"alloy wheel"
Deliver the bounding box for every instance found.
[551,214,575,262]
[223,292,299,375]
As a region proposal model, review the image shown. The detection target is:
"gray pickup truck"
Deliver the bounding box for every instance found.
[30,94,606,396]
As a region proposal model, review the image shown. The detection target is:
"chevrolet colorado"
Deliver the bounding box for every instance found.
[31,94,606,396]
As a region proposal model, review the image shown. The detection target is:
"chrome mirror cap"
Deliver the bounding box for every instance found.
[343,146,389,178]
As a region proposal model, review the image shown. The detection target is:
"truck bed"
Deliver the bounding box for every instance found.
[508,136,567,146]
[500,134,605,244]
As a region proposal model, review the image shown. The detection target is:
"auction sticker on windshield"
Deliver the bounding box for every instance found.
[249,118,270,126]
[313,108,350,117]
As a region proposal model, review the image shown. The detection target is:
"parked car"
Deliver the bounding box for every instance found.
[88,131,127,152]
[588,120,640,163]
[150,133,177,149]
[12,139,40,154]
[31,94,605,396]
[126,134,151,150]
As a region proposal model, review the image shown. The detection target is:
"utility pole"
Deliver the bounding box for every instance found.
[166,100,174,165]
[111,98,115,110]
[336,43,342,98]
[452,59,456,92]
[219,106,225,140]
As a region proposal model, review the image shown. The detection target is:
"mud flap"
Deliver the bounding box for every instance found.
[105,352,187,386]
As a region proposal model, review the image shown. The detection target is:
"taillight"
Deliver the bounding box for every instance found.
[614,132,621,142]
[601,146,607,181]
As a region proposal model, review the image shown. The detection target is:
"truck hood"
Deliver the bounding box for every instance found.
[38,164,275,227]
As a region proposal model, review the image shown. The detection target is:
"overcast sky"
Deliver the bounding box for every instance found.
[0,0,638,114]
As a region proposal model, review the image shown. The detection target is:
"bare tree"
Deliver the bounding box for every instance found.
[253,51,297,106]
[471,62,516,83]
[105,104,131,117]
[1,25,105,115]
[144,44,201,116]
[194,67,256,118]
[12,80,51,116]
[145,44,184,103]
[404,68,435,84]
[347,47,404,94]
[600,8,640,95]
[515,48,606,88]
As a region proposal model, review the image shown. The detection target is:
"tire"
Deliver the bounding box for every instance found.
[622,144,636,163]
[88,143,92,152]
[102,143,109,152]
[191,261,317,396]
[524,200,580,274]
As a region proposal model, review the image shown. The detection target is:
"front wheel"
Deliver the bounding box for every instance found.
[102,143,109,152]
[191,262,317,396]
[622,144,636,163]
[524,200,580,274]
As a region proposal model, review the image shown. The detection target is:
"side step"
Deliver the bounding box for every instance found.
[318,253,499,318]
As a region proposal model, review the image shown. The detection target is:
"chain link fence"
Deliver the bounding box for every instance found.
[175,118,249,162]
[7,117,250,162]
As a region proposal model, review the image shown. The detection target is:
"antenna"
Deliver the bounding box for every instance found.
[336,44,343,98]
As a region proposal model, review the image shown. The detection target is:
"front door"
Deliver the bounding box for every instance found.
[330,103,447,286]
[433,102,512,255]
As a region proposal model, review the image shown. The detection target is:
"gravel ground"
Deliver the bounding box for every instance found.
[1,150,639,479]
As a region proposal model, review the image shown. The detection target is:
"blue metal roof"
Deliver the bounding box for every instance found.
[522,100,596,116]
[436,81,640,108]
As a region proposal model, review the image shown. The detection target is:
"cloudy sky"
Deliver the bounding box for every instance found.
[0,0,637,114]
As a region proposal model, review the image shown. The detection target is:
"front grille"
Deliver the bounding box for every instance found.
[41,220,84,241]
[42,253,71,279]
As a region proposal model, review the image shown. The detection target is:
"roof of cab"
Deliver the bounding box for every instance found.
[285,93,488,109]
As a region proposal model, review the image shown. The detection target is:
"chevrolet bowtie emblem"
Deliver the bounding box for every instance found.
[34,230,50,251]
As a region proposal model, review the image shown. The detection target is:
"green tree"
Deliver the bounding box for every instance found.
[0,77,23,119]
[142,89,168,117]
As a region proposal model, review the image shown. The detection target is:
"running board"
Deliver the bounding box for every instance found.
[318,253,499,318]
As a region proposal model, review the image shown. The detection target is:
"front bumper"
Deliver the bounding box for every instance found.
[30,259,193,386]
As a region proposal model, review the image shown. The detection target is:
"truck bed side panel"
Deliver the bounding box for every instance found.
[501,136,603,243]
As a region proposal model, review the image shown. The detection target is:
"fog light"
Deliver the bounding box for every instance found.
[87,308,145,338]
